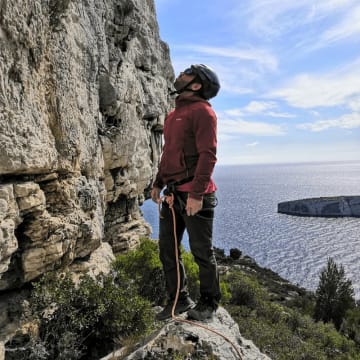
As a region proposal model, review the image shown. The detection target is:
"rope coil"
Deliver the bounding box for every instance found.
[160,193,243,359]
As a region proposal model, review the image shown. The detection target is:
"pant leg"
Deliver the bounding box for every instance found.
[158,199,189,299]
[184,192,221,302]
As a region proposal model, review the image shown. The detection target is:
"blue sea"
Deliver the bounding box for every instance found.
[142,161,360,298]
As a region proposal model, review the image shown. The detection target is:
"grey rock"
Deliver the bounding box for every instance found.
[0,0,173,293]
[0,0,172,344]
[0,342,4,360]
[120,307,270,360]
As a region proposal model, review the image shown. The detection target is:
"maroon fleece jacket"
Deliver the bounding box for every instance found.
[153,95,217,200]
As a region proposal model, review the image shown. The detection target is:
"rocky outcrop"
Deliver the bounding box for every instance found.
[0,0,174,348]
[101,307,270,360]
[0,0,173,291]
[278,196,360,217]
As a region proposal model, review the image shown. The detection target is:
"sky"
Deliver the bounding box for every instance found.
[154,0,360,165]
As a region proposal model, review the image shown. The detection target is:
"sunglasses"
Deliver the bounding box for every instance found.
[182,68,195,75]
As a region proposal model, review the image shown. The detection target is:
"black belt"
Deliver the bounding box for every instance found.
[167,176,193,187]
[165,177,194,194]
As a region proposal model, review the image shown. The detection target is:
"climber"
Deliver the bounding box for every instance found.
[151,64,221,321]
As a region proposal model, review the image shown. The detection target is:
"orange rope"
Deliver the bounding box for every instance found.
[160,193,243,360]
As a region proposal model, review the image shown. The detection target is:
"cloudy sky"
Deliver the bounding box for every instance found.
[154,0,360,165]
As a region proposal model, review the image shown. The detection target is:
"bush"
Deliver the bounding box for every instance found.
[341,306,360,345]
[225,271,268,309]
[113,238,209,303]
[219,281,232,304]
[314,258,355,329]
[9,271,154,360]
[222,267,359,360]
[181,249,200,300]
[113,238,166,305]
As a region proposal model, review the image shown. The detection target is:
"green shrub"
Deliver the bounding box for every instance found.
[113,239,204,303]
[314,258,355,329]
[181,249,200,300]
[219,281,232,304]
[180,246,231,304]
[225,271,268,308]
[229,302,359,360]
[113,238,166,305]
[285,292,315,317]
[341,307,360,345]
[10,241,359,360]
[12,271,154,360]
[222,267,360,360]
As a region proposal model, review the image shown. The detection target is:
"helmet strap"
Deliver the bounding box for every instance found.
[170,77,202,96]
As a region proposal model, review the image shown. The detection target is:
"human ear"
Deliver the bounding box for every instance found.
[190,82,202,91]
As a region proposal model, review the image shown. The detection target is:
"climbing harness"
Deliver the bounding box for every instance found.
[158,190,243,360]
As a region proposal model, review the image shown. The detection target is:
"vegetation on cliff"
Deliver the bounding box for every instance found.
[314,257,356,330]
[5,238,360,359]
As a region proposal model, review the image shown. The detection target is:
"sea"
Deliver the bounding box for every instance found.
[141,161,360,299]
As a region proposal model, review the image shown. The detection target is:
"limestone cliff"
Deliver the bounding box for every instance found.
[0,0,174,291]
[278,196,360,217]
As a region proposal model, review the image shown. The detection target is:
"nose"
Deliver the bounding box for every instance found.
[178,71,190,78]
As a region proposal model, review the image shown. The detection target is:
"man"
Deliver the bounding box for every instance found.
[151,64,221,321]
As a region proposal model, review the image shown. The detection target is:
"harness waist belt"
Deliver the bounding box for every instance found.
[167,176,194,187]
[165,177,194,194]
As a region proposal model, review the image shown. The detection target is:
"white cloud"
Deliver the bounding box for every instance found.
[314,0,359,12]
[155,0,360,165]
[266,111,296,119]
[268,59,360,108]
[219,118,286,136]
[306,5,360,50]
[177,45,278,71]
[245,2,310,37]
[319,5,360,43]
[220,83,254,95]
[233,101,296,118]
[240,0,359,38]
[244,101,276,113]
[171,45,278,96]
[349,97,360,111]
[246,142,260,147]
[219,106,289,138]
[297,112,360,131]
[224,109,243,117]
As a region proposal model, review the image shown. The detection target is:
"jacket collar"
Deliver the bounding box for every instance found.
[175,95,210,107]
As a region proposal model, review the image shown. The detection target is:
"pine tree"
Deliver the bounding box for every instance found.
[314,257,355,329]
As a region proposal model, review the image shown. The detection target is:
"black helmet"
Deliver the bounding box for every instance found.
[191,64,220,99]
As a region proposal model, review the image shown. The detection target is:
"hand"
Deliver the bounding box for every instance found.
[186,196,203,216]
[151,187,161,204]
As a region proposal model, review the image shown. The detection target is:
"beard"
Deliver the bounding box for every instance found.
[173,78,190,92]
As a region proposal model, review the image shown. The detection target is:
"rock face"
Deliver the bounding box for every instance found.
[0,0,173,292]
[101,307,270,360]
[278,196,360,217]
